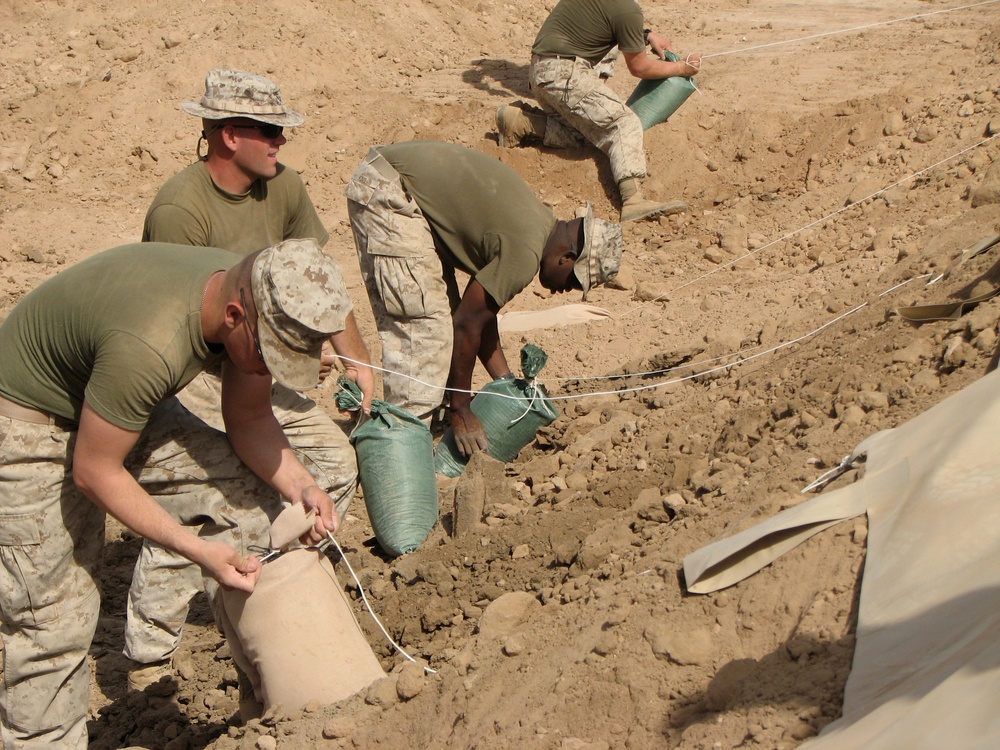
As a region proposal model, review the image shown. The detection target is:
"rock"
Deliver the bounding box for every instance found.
[839,404,866,426]
[853,523,868,545]
[395,661,426,700]
[365,675,398,706]
[943,338,974,369]
[164,31,185,49]
[608,262,634,291]
[577,521,633,569]
[856,390,889,411]
[421,595,453,632]
[883,111,905,136]
[869,229,894,254]
[95,34,120,50]
[454,451,506,537]
[114,47,143,63]
[784,720,818,741]
[913,123,937,143]
[910,368,940,391]
[703,246,726,264]
[502,633,527,656]
[633,282,669,302]
[974,326,997,353]
[846,179,883,206]
[477,591,539,640]
[322,717,356,739]
[892,338,934,364]
[644,624,713,666]
[720,226,747,254]
[971,159,1000,207]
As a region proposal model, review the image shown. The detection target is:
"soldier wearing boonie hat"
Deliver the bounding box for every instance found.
[182,68,305,126]
[130,69,375,694]
[0,238,353,746]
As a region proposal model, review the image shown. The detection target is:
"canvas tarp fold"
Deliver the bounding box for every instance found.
[683,368,1000,749]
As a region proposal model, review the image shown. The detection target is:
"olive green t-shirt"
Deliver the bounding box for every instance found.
[0,243,238,430]
[376,141,557,308]
[142,160,329,256]
[532,0,646,66]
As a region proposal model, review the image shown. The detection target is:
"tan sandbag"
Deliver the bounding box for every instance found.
[217,548,386,712]
[268,503,316,550]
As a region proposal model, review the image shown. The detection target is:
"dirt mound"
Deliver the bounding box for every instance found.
[2,0,1000,748]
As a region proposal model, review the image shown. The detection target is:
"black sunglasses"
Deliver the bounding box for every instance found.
[231,123,284,139]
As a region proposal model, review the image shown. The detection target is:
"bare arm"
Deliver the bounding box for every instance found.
[72,400,261,592]
[221,361,340,539]
[623,47,701,80]
[447,278,511,456]
[327,311,375,413]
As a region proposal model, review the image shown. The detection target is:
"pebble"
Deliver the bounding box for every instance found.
[395,661,426,701]
[322,717,357,739]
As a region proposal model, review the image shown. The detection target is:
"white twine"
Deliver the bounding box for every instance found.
[328,532,437,675]
[701,0,1000,60]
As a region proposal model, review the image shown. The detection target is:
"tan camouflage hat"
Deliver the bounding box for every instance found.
[251,239,352,391]
[182,68,304,127]
[574,203,623,301]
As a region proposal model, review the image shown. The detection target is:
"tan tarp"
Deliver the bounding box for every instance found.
[683,368,1000,749]
[497,304,612,332]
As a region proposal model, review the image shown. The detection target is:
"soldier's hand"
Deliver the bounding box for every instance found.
[301,484,340,540]
[318,339,337,384]
[451,405,489,457]
[200,542,261,593]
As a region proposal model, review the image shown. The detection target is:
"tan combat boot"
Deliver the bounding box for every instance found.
[127,658,178,696]
[618,177,688,223]
[496,103,547,147]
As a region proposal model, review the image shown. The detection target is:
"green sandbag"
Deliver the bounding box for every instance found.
[336,379,437,557]
[434,344,558,477]
[626,50,697,130]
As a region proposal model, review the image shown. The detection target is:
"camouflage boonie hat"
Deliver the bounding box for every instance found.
[182,69,304,127]
[251,239,352,391]
[574,203,623,301]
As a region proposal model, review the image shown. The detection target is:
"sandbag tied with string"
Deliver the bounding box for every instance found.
[626,50,698,131]
[336,378,438,557]
[435,343,559,478]
[216,504,386,717]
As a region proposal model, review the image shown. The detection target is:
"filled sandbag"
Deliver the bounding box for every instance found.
[336,379,439,557]
[435,344,558,477]
[217,548,386,713]
[626,50,697,130]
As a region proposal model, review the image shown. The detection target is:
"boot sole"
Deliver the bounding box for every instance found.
[496,104,512,148]
[620,200,688,223]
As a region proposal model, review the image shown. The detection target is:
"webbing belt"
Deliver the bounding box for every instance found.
[0,395,76,429]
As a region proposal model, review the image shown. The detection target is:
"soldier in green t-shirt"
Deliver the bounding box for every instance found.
[346,140,623,456]
[130,69,375,692]
[0,239,348,748]
[495,0,702,223]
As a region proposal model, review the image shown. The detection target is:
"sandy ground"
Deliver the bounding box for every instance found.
[2,0,1000,748]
